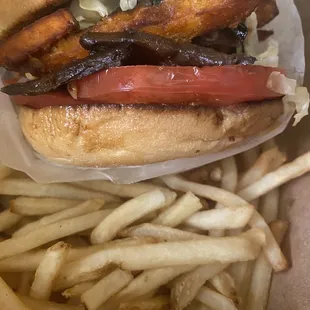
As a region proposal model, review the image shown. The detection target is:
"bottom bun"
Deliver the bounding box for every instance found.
[19,100,283,167]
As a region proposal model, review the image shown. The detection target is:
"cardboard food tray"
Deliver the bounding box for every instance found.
[268,0,310,308]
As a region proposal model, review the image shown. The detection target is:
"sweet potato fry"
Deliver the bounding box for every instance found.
[35,0,261,73]
[0,9,78,70]
[0,0,70,40]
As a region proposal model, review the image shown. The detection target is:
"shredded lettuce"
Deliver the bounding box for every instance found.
[284,87,310,126]
[267,72,296,95]
[70,0,138,26]
[267,72,309,126]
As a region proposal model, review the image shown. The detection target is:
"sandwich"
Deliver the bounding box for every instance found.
[0,0,306,167]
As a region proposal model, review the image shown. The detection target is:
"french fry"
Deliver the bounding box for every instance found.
[0,209,114,260]
[0,178,119,201]
[185,300,213,310]
[81,269,133,310]
[118,295,170,310]
[249,211,288,272]
[3,217,35,237]
[210,157,238,237]
[245,220,289,310]
[209,167,223,182]
[115,266,195,302]
[237,147,286,191]
[18,272,33,295]
[261,139,277,152]
[196,286,238,310]
[162,175,288,272]
[0,276,30,310]
[236,260,255,310]
[183,165,211,183]
[91,190,175,244]
[170,263,229,310]
[239,147,260,171]
[219,157,239,193]
[237,151,310,201]
[55,229,265,291]
[161,175,250,209]
[119,223,206,241]
[13,199,105,238]
[152,192,203,227]
[76,180,162,198]
[30,242,70,300]
[0,237,157,272]
[184,206,253,230]
[62,281,97,298]
[18,294,84,310]
[259,188,280,223]
[209,271,238,301]
[10,197,82,216]
[0,209,23,232]
[0,163,12,180]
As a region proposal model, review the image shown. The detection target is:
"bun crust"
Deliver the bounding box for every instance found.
[19,101,283,167]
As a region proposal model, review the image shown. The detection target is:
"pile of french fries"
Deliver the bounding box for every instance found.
[0,139,310,310]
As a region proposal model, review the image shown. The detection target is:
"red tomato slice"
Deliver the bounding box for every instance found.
[11,92,84,109]
[72,65,284,106]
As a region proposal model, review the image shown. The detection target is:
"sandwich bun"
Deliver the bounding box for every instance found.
[19,100,283,167]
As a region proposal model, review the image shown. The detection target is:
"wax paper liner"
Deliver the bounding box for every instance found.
[0,0,305,184]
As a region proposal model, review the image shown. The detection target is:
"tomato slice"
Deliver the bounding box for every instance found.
[11,92,83,109]
[71,65,284,106]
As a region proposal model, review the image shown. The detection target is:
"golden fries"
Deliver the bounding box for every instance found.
[237,147,286,191]
[238,151,310,201]
[13,199,105,238]
[196,286,238,310]
[0,141,306,310]
[62,281,97,298]
[184,206,253,230]
[120,223,206,241]
[115,266,195,302]
[249,211,288,272]
[81,269,133,310]
[0,237,157,272]
[91,189,174,244]
[0,178,119,201]
[10,197,82,216]
[209,271,238,301]
[76,180,162,198]
[55,229,265,290]
[161,175,249,209]
[152,192,203,227]
[0,209,23,232]
[245,220,289,310]
[30,242,70,300]
[0,276,30,310]
[209,156,238,237]
[17,272,33,296]
[259,188,280,223]
[0,209,113,260]
[170,263,229,309]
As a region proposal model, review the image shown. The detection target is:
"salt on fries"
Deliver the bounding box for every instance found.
[0,143,309,310]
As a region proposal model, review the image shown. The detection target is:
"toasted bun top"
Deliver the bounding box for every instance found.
[19,100,284,167]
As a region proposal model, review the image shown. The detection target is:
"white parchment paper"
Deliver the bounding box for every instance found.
[0,0,305,184]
